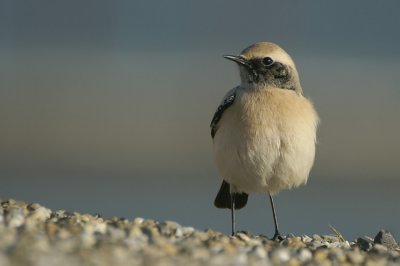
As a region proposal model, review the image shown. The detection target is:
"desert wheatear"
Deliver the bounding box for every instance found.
[211,42,319,240]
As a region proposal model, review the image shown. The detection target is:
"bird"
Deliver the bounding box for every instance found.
[210,42,319,240]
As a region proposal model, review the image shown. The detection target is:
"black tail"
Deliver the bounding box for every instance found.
[214,180,248,209]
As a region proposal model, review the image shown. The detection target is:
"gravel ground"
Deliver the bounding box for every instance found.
[0,199,399,266]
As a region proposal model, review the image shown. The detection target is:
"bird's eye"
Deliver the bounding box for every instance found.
[262,57,274,66]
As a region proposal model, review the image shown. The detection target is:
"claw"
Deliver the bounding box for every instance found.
[272,232,284,242]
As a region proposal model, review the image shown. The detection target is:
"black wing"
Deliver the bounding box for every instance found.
[210,92,236,138]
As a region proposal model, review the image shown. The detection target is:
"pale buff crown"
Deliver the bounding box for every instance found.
[240,42,294,66]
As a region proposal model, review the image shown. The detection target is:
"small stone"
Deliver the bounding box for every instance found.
[0,253,10,266]
[271,248,291,264]
[171,227,181,238]
[1,199,16,208]
[257,234,269,242]
[390,249,400,256]
[0,229,17,250]
[181,226,194,236]
[309,241,328,249]
[374,230,398,249]
[83,220,105,236]
[281,236,306,248]
[5,208,25,228]
[342,241,351,249]
[28,206,52,222]
[109,226,127,240]
[93,221,107,234]
[210,244,224,255]
[356,237,373,251]
[224,242,238,254]
[301,235,313,243]
[58,228,72,239]
[247,238,263,247]
[159,221,180,237]
[347,248,365,264]
[324,240,350,249]
[326,247,345,263]
[297,248,312,262]
[312,234,323,241]
[371,244,389,254]
[322,235,340,242]
[27,202,41,211]
[365,257,388,266]
[314,249,328,261]
[156,240,178,255]
[141,226,160,244]
[129,224,145,236]
[80,214,92,223]
[0,209,4,224]
[80,231,96,248]
[230,237,246,247]
[133,217,144,225]
[209,254,231,265]
[251,246,267,259]
[286,233,295,238]
[236,232,251,242]
[234,253,248,265]
[191,247,210,260]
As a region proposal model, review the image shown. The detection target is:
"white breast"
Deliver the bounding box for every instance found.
[213,87,319,194]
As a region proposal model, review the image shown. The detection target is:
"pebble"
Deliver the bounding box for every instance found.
[347,248,365,264]
[271,248,291,263]
[251,246,267,259]
[297,248,312,262]
[374,229,398,249]
[357,237,373,251]
[282,236,306,249]
[301,235,313,243]
[181,226,194,236]
[371,243,389,254]
[0,199,399,266]
[5,207,25,228]
[236,231,251,242]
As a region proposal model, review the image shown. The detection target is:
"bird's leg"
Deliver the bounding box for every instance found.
[269,193,283,241]
[231,192,236,236]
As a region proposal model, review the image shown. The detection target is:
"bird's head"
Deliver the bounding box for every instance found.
[224,42,302,93]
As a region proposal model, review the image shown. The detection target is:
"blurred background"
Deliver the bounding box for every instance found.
[1,1,399,240]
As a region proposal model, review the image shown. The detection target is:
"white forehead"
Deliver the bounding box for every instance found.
[240,42,295,67]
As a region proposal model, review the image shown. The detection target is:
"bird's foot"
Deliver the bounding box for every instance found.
[271,232,284,242]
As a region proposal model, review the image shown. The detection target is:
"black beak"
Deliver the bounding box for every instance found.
[223,55,250,67]
[224,55,258,82]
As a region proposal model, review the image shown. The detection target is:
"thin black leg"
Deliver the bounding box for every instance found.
[269,193,283,241]
[231,193,236,236]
